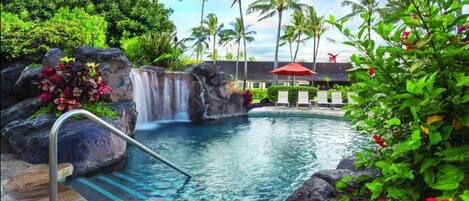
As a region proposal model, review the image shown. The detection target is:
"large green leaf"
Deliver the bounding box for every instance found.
[426,164,465,191]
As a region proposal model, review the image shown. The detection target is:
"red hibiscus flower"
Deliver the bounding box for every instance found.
[368,67,375,78]
[327,53,338,63]
[457,25,467,34]
[377,197,385,201]
[426,198,438,201]
[39,92,52,102]
[373,134,387,148]
[242,90,253,106]
[402,31,410,41]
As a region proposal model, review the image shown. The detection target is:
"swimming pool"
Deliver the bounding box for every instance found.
[71,116,367,200]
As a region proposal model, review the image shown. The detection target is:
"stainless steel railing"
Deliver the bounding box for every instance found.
[49,109,191,201]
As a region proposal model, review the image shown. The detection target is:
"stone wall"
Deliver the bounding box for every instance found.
[0,47,137,176]
[186,63,248,122]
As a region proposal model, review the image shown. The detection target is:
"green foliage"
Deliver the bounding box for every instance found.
[250,88,268,100]
[1,8,107,63]
[1,0,175,46]
[31,102,117,120]
[266,85,318,104]
[330,0,468,200]
[121,32,185,69]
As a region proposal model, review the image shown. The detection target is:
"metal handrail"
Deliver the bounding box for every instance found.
[49,109,191,201]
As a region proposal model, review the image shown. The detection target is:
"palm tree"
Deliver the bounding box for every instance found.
[247,0,306,83]
[182,27,210,61]
[199,0,208,60]
[204,13,224,63]
[280,26,296,62]
[231,0,249,90]
[284,10,307,62]
[219,18,256,83]
[305,6,326,73]
[340,0,381,41]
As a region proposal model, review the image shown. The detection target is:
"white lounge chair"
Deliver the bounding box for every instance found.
[331,92,345,107]
[276,91,290,107]
[296,91,311,108]
[347,92,357,105]
[316,91,330,107]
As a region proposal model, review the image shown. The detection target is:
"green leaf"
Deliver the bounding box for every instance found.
[328,15,335,24]
[386,118,401,127]
[460,190,469,201]
[365,179,383,200]
[429,164,464,191]
[406,81,416,94]
[456,75,469,87]
[435,145,469,162]
[429,131,442,145]
[420,157,441,174]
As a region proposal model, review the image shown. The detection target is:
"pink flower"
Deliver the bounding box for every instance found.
[327,53,338,63]
[98,83,112,95]
[457,25,467,34]
[402,31,410,41]
[39,92,52,102]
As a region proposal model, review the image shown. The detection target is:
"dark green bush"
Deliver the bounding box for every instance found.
[31,102,117,120]
[1,8,107,63]
[266,85,318,103]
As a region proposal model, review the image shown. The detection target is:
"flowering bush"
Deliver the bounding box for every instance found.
[37,57,112,113]
[242,90,253,107]
[329,0,468,200]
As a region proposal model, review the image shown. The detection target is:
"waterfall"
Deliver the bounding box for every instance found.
[129,69,190,126]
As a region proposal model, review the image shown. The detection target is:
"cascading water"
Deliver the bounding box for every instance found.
[129,69,190,126]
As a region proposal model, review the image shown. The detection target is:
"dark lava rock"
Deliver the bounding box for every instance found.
[1,61,28,96]
[8,117,126,176]
[313,169,359,187]
[0,97,45,127]
[13,66,43,98]
[1,114,56,140]
[188,63,220,77]
[141,65,166,76]
[209,72,232,86]
[286,176,337,201]
[336,155,358,171]
[75,46,133,103]
[42,48,64,68]
[112,100,137,135]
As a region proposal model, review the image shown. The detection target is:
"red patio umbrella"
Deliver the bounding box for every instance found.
[270,63,317,85]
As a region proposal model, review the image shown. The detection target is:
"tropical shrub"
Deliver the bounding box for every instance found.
[251,88,268,100]
[1,0,175,46]
[329,0,468,200]
[266,85,318,104]
[36,57,112,114]
[1,8,107,64]
[121,32,184,69]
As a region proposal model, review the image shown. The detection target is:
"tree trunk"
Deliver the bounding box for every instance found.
[273,10,283,84]
[293,31,302,62]
[213,34,216,63]
[235,42,240,82]
[199,0,205,61]
[289,42,293,62]
[239,0,248,91]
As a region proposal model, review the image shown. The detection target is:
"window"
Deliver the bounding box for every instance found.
[265,82,273,88]
[252,82,260,88]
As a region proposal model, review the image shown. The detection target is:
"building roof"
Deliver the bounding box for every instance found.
[214,61,353,82]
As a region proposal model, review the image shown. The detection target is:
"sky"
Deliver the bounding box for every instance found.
[160,0,366,62]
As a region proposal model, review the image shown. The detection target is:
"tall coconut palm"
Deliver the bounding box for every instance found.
[219,18,256,83]
[280,26,296,62]
[204,13,224,63]
[199,0,208,60]
[340,0,381,41]
[284,10,307,62]
[305,6,326,72]
[247,0,306,83]
[182,27,209,61]
[231,0,249,90]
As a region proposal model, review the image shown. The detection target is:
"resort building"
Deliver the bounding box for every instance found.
[215,61,353,89]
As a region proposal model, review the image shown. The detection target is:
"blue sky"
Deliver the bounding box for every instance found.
[158,1,375,62]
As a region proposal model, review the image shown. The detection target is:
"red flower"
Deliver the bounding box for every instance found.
[39,92,52,102]
[405,42,412,51]
[402,31,410,41]
[441,199,451,201]
[373,134,387,148]
[457,25,467,34]
[327,53,338,63]
[377,197,386,201]
[98,83,112,95]
[368,67,375,78]
[57,63,66,70]
[48,74,62,84]
[426,198,438,201]
[412,14,418,19]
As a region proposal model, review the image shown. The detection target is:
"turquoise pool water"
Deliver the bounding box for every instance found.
[116,117,367,200]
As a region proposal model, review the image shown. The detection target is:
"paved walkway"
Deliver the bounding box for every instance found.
[248,106,346,118]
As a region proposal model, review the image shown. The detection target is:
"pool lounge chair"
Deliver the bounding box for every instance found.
[347,92,357,105]
[276,91,290,107]
[316,91,330,107]
[296,91,311,108]
[331,92,345,107]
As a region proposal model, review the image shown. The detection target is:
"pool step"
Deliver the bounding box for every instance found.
[69,171,194,201]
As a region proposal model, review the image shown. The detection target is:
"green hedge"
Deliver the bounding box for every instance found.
[266,85,318,103]
[250,88,267,100]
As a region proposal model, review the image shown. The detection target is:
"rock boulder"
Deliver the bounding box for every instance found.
[42,48,64,68]
[286,176,337,201]
[0,97,46,127]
